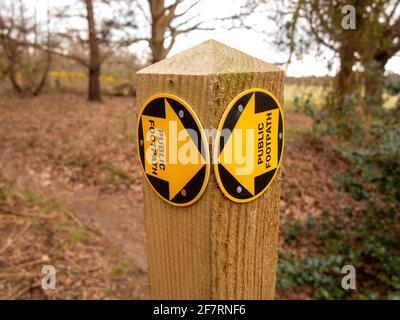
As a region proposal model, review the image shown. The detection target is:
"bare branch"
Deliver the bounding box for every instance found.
[174,0,201,19]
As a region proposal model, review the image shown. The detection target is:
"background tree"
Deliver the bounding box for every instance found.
[0,0,52,96]
[246,0,400,117]
[2,0,241,99]
[149,0,213,63]
[53,0,104,101]
[86,0,101,100]
[132,0,231,63]
[356,1,400,110]
[49,0,140,101]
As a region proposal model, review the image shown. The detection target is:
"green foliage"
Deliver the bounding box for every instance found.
[101,161,132,187]
[108,259,130,277]
[294,92,363,139]
[280,88,400,299]
[285,83,327,110]
[68,227,87,244]
[278,252,347,299]
[284,219,303,244]
[0,174,14,205]
[22,188,71,215]
[335,119,400,204]
[38,198,71,214]
[22,189,44,204]
[278,203,400,299]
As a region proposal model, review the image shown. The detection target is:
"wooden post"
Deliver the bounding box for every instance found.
[136,40,284,299]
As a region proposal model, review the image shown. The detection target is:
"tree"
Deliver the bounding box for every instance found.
[49,0,140,101]
[85,0,101,100]
[0,0,52,96]
[52,0,103,101]
[132,0,230,63]
[247,0,400,116]
[1,0,142,101]
[356,1,400,110]
[149,0,213,63]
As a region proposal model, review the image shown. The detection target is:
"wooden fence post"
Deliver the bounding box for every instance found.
[136,40,284,299]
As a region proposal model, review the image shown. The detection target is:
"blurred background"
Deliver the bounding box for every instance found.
[0,0,399,299]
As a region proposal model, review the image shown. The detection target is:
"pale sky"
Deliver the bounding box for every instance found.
[30,0,400,77]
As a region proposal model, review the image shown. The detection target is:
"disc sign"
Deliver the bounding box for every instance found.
[214,88,284,203]
[136,94,210,206]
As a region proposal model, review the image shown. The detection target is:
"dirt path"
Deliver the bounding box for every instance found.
[0,92,147,279]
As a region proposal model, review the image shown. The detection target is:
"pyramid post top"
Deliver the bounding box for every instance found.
[137,39,283,76]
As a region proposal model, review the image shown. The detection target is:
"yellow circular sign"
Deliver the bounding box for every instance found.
[136,94,210,206]
[214,88,284,203]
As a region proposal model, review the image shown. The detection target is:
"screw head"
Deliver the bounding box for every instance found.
[139,139,144,146]
[181,189,186,197]
[236,186,242,194]
[238,104,243,112]
[178,110,184,118]
[279,132,283,139]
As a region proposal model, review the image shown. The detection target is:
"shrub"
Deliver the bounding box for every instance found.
[278,86,400,299]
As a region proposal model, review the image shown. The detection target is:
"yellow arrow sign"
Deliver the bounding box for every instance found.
[142,99,205,200]
[137,94,210,206]
[219,93,279,195]
[215,88,284,203]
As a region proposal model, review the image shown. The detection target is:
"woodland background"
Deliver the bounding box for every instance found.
[0,0,399,299]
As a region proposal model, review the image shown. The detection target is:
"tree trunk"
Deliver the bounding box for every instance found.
[150,37,166,64]
[331,43,356,117]
[85,0,101,101]
[32,51,51,96]
[9,67,22,93]
[363,52,389,114]
[149,0,167,64]
[148,0,179,64]
[88,67,101,100]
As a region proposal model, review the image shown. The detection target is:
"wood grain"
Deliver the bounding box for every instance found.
[136,40,284,299]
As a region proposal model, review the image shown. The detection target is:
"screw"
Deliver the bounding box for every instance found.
[279,132,282,139]
[236,186,242,194]
[178,110,184,118]
[238,104,243,112]
[181,189,186,196]
[139,139,144,146]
